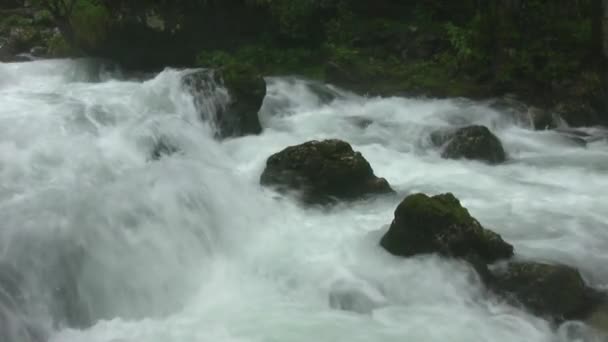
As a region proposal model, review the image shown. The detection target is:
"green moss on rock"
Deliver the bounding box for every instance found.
[380,192,513,263]
[260,139,393,204]
[181,69,265,138]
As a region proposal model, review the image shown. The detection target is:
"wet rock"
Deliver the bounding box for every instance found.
[554,128,592,138]
[489,262,605,321]
[328,279,386,314]
[260,139,393,204]
[431,125,506,164]
[150,137,179,160]
[488,95,529,115]
[347,116,374,129]
[182,69,265,138]
[587,302,608,334]
[554,128,589,147]
[488,97,559,130]
[307,81,342,104]
[380,193,513,263]
[220,66,266,137]
[554,100,602,127]
[528,107,559,130]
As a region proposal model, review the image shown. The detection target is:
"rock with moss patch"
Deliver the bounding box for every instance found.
[182,68,265,138]
[260,139,393,204]
[431,125,506,164]
[489,262,605,321]
[380,193,513,263]
[220,65,266,137]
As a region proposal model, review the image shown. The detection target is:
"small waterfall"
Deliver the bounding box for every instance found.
[181,69,231,137]
[0,59,607,342]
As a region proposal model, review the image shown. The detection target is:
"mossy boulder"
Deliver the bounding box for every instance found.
[431,125,506,164]
[182,68,265,139]
[220,65,266,137]
[380,193,513,263]
[260,139,393,204]
[489,262,605,321]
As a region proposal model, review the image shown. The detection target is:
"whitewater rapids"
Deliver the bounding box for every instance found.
[0,59,607,342]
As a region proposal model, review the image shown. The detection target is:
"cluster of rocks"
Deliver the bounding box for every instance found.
[257,138,606,327]
[380,192,605,322]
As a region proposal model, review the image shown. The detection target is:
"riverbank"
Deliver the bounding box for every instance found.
[3,1,607,127]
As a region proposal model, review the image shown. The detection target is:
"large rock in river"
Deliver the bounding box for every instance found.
[182,68,265,138]
[489,262,605,321]
[380,193,513,263]
[431,125,506,164]
[260,139,393,204]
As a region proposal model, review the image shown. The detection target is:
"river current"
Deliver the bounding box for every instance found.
[0,59,607,342]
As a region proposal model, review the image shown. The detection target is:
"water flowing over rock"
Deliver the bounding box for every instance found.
[380,193,514,263]
[328,279,386,314]
[150,136,180,160]
[181,69,265,138]
[379,192,607,323]
[528,107,560,130]
[431,125,506,164]
[260,139,393,204]
[2,60,608,342]
[488,262,606,322]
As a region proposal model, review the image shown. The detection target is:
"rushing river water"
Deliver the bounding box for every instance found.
[0,59,607,342]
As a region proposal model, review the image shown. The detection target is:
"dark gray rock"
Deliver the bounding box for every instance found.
[528,107,559,130]
[380,193,514,263]
[489,262,605,321]
[182,69,265,138]
[150,136,179,160]
[431,125,506,164]
[260,139,393,204]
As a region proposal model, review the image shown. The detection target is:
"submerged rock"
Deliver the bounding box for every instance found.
[260,139,393,204]
[489,262,605,321]
[528,107,559,130]
[378,192,607,323]
[554,128,590,147]
[328,279,386,314]
[181,69,265,139]
[431,125,506,164]
[150,136,179,160]
[380,193,513,263]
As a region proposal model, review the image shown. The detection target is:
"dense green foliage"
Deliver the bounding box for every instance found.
[18,0,607,124]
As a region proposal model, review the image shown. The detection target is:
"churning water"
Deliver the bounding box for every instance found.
[0,59,607,342]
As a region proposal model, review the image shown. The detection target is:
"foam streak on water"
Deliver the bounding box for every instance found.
[0,59,607,342]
